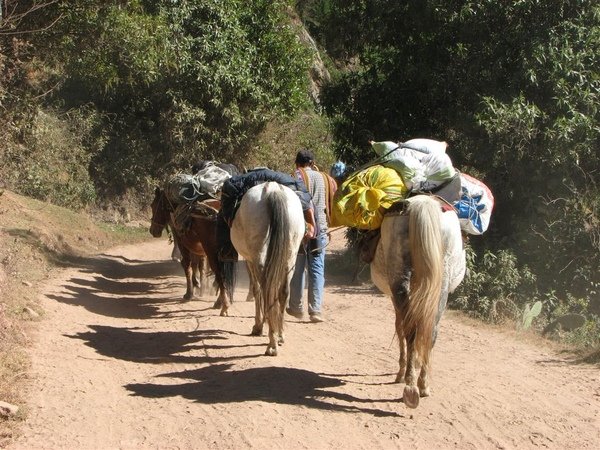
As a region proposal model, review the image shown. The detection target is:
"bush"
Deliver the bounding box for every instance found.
[450,246,539,323]
[0,107,101,209]
[546,294,600,348]
[250,109,335,172]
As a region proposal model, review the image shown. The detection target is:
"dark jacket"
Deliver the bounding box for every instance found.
[220,168,312,223]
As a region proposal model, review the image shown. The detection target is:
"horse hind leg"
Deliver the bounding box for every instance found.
[392,278,410,383]
[264,283,287,356]
[196,255,208,297]
[247,264,263,336]
[181,252,196,301]
[276,284,288,346]
[251,284,263,336]
[245,262,255,302]
[265,325,278,356]
[418,362,431,398]
[395,330,407,383]
[402,331,420,409]
[265,305,283,356]
[171,242,182,262]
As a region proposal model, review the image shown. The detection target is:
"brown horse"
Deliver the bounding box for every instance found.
[149,187,235,316]
[167,226,214,298]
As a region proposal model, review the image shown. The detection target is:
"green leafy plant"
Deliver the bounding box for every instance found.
[521,301,543,330]
[451,246,538,323]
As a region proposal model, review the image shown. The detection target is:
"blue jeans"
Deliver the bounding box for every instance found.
[289,233,327,315]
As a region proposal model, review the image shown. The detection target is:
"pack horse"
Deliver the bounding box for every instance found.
[226,182,305,356]
[149,187,235,315]
[370,194,466,408]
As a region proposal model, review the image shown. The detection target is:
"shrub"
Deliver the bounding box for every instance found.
[450,246,539,323]
[0,107,101,209]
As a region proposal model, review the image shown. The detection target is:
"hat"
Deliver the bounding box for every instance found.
[295,149,314,165]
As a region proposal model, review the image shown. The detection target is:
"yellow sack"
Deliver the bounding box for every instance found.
[331,165,407,230]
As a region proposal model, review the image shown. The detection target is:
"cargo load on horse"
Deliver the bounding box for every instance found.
[454,172,495,235]
[332,139,494,235]
[331,165,407,230]
[371,139,457,193]
[216,168,314,262]
[165,164,232,205]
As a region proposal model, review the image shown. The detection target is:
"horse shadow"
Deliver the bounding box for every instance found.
[125,363,405,417]
[66,322,406,416]
[67,325,261,365]
[47,287,170,320]
[45,254,217,320]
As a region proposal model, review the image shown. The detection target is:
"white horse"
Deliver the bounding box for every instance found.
[229,182,305,356]
[370,194,466,408]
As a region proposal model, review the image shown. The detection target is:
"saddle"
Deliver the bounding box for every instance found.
[171,199,219,234]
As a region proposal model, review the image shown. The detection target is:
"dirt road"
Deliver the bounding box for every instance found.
[10,236,600,449]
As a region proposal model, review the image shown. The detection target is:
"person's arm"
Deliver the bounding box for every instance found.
[303,207,317,239]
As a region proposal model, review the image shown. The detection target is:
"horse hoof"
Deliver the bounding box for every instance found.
[183,294,193,302]
[403,385,420,409]
[420,387,431,398]
[251,326,263,336]
[265,346,278,356]
[219,308,229,317]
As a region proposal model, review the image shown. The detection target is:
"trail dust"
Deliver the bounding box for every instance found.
[9,233,600,449]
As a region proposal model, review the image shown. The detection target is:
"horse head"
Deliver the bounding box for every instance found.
[149,187,170,238]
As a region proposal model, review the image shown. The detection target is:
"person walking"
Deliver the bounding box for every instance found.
[287,149,332,323]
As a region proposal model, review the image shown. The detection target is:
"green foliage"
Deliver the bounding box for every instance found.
[542,294,600,347]
[1,107,100,209]
[451,246,538,323]
[559,317,599,348]
[521,301,542,330]
[35,0,313,197]
[543,313,586,334]
[309,0,599,339]
[57,1,174,96]
[250,108,334,172]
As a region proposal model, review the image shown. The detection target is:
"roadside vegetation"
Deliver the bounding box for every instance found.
[298,0,599,347]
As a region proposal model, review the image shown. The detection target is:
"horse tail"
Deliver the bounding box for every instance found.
[218,259,236,302]
[262,185,294,334]
[404,196,444,368]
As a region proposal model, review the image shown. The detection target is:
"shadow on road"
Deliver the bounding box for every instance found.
[44,252,222,319]
[67,325,261,365]
[125,363,405,417]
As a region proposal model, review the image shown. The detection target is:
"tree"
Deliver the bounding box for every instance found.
[308,0,599,316]
[40,0,312,196]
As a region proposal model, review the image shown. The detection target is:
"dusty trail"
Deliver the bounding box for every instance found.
[10,236,600,449]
